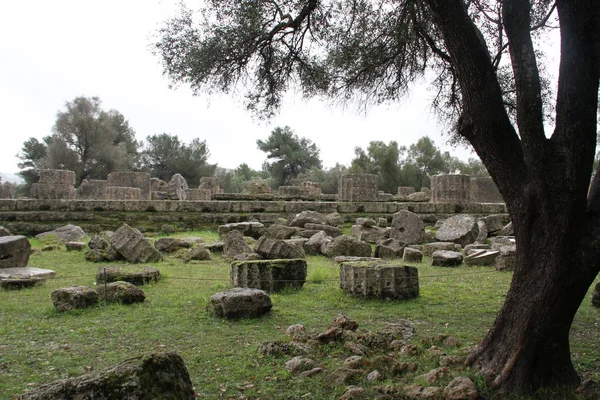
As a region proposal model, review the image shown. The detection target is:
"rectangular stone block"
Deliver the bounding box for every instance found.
[30,183,76,200]
[107,172,151,200]
[186,189,212,201]
[0,200,16,211]
[177,201,232,213]
[285,202,338,214]
[77,179,108,200]
[230,201,286,213]
[37,169,76,185]
[106,186,141,200]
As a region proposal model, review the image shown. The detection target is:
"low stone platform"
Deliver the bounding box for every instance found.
[0,267,56,280]
[339,262,419,300]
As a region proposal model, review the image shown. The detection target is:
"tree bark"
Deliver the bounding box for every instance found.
[425,0,600,394]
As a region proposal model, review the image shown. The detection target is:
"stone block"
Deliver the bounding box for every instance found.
[110,224,162,263]
[431,174,471,203]
[77,179,108,200]
[150,177,167,191]
[423,242,462,257]
[303,223,342,237]
[325,235,372,258]
[285,201,338,214]
[18,352,195,399]
[278,186,314,199]
[470,177,503,203]
[435,215,479,246]
[107,172,151,200]
[37,169,76,185]
[231,258,307,292]
[398,187,416,196]
[106,186,142,200]
[151,191,169,200]
[218,222,265,240]
[374,238,407,259]
[403,247,423,263]
[464,250,499,266]
[97,281,146,304]
[96,265,161,286]
[254,236,306,259]
[338,174,379,202]
[51,286,98,311]
[198,176,222,194]
[37,224,86,242]
[245,180,272,195]
[30,183,76,200]
[209,288,272,318]
[185,189,211,200]
[339,261,419,300]
[167,174,189,200]
[390,210,425,245]
[431,250,463,267]
[0,235,31,268]
[351,225,389,244]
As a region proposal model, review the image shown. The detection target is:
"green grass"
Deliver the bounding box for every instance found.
[0,236,598,399]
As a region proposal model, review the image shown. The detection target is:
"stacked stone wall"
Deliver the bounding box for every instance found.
[338,174,379,202]
[107,172,151,200]
[431,174,471,203]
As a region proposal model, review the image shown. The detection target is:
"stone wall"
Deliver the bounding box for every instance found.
[77,179,108,200]
[107,172,151,200]
[431,174,472,203]
[0,199,507,236]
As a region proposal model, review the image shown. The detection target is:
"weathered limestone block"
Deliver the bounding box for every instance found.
[470,177,503,203]
[423,242,461,257]
[77,179,108,200]
[106,186,142,200]
[96,265,161,286]
[431,174,471,203]
[303,231,332,255]
[37,169,76,185]
[167,174,189,200]
[209,287,272,318]
[303,223,342,237]
[0,235,31,268]
[223,230,253,258]
[245,180,271,194]
[231,258,307,292]
[325,235,372,258]
[110,224,162,263]
[154,238,196,253]
[265,224,300,239]
[339,261,419,300]
[97,281,146,304]
[464,250,499,266]
[356,218,377,227]
[65,242,86,251]
[37,224,86,242]
[290,210,328,227]
[498,221,514,236]
[403,247,423,263]
[494,245,517,271]
[407,191,431,202]
[150,177,167,191]
[151,191,169,200]
[338,174,379,202]
[30,183,76,200]
[185,189,211,200]
[254,236,305,259]
[0,266,55,286]
[482,214,507,235]
[218,222,266,240]
[302,181,321,195]
[198,176,223,195]
[374,238,407,259]
[278,186,313,199]
[431,250,463,267]
[398,186,416,196]
[325,212,345,226]
[51,286,98,311]
[351,225,389,244]
[435,215,479,247]
[107,171,151,200]
[390,210,425,245]
[464,243,491,255]
[18,352,195,399]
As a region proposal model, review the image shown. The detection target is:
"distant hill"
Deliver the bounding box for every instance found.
[1,172,24,184]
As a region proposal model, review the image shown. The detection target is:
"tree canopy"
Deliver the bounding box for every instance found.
[257,126,322,187]
[17,96,139,185]
[156,0,598,394]
[140,133,216,184]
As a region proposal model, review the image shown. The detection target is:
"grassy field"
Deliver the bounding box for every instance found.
[0,232,598,399]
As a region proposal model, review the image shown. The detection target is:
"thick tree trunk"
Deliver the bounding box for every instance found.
[467,203,599,392]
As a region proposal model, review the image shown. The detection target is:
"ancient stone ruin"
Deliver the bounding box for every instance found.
[339,261,419,300]
[338,174,379,202]
[431,174,471,203]
[30,169,76,200]
[107,171,151,200]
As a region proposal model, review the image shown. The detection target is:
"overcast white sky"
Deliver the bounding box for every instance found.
[0,0,509,180]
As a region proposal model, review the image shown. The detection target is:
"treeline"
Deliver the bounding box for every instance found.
[16,96,488,196]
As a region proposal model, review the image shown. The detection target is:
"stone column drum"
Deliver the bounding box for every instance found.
[431,174,472,203]
[339,261,419,299]
[338,174,379,202]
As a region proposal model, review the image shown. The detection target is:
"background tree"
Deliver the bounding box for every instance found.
[48,96,139,183]
[292,163,349,194]
[140,133,216,184]
[349,141,404,193]
[155,0,599,394]
[214,163,266,193]
[17,137,50,193]
[257,126,322,188]
[406,137,449,189]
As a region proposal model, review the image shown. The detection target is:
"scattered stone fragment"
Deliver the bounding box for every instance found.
[203,242,224,253]
[390,210,425,245]
[96,265,161,286]
[439,355,465,368]
[51,286,98,312]
[286,324,307,340]
[418,367,450,384]
[97,281,146,304]
[0,236,31,268]
[324,368,361,387]
[325,235,372,258]
[299,367,326,378]
[154,238,195,253]
[223,230,253,258]
[88,235,110,250]
[303,231,332,256]
[351,224,390,243]
[400,344,419,356]
[494,245,517,271]
[265,224,299,239]
[474,220,488,244]
[435,215,480,247]
[431,250,463,267]
[36,224,86,243]
[343,356,364,369]
[333,256,382,264]
[497,221,514,236]
[464,250,499,266]
[422,242,462,257]
[1,277,45,290]
[181,247,211,261]
[339,386,365,400]
[366,370,384,382]
[407,191,431,202]
[284,356,316,374]
[18,352,195,400]
[65,242,86,251]
[254,236,306,259]
[325,212,345,227]
[463,243,491,255]
[110,224,162,263]
[444,376,479,400]
[209,287,272,318]
[403,385,443,400]
[403,247,423,263]
[344,341,370,356]
[576,379,600,399]
[331,314,359,331]
[374,238,407,259]
[218,222,266,240]
[304,223,342,237]
[166,173,188,200]
[290,210,328,227]
[316,327,344,344]
[231,258,307,292]
[258,341,295,356]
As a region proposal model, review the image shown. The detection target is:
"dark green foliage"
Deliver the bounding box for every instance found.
[350,141,404,193]
[215,163,267,193]
[291,163,348,194]
[257,126,322,188]
[140,133,216,184]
